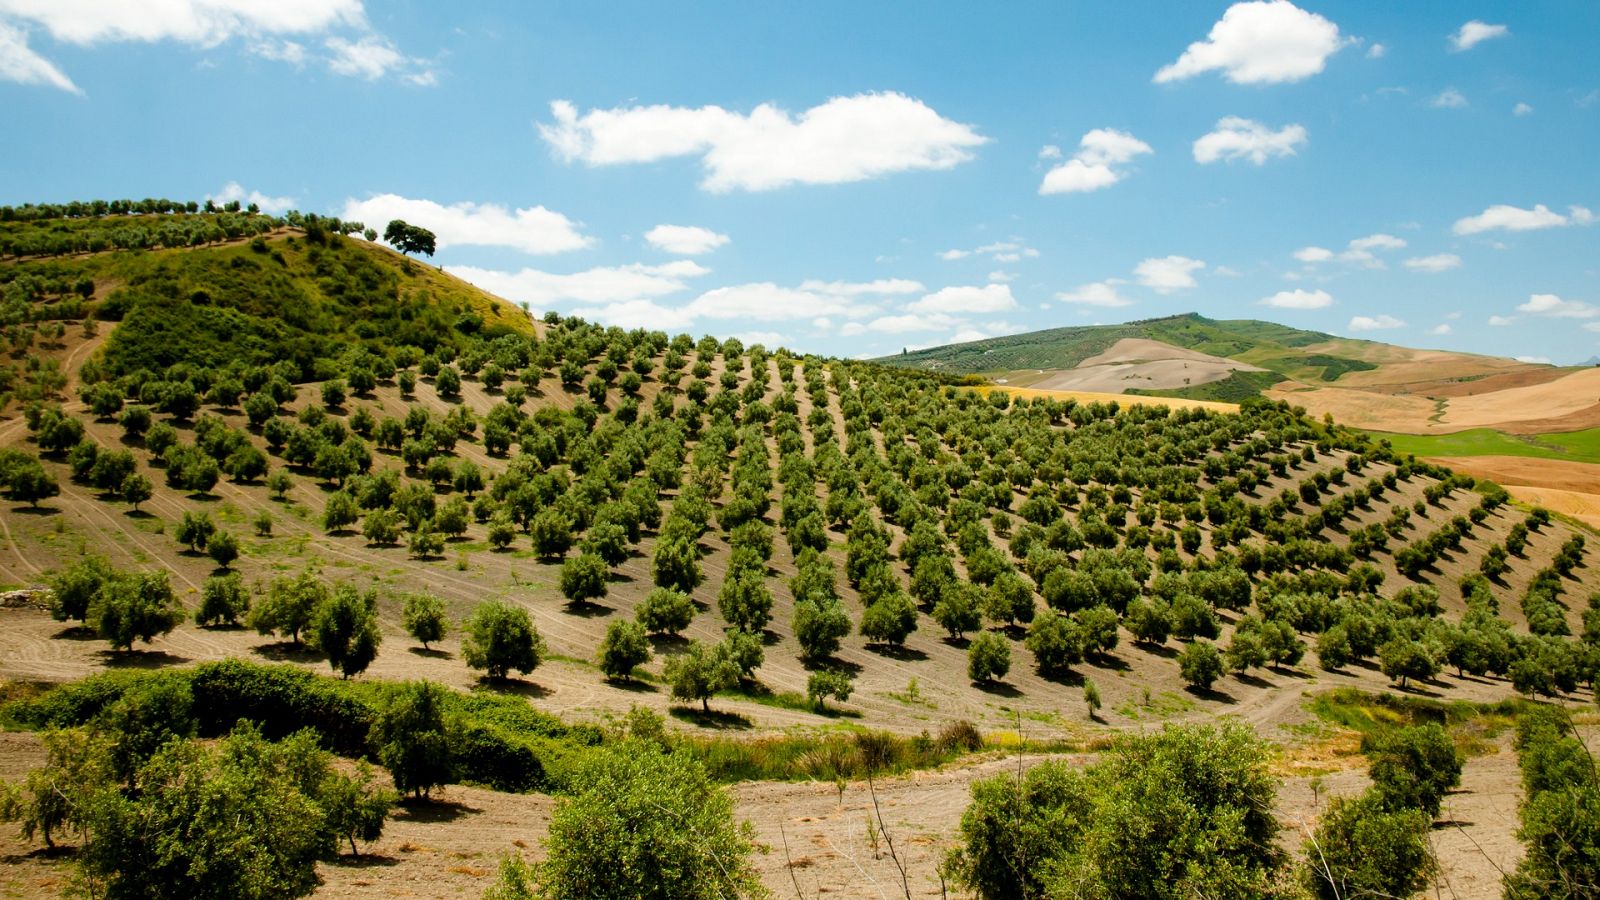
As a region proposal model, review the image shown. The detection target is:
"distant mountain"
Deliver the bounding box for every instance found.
[877,313,1540,405]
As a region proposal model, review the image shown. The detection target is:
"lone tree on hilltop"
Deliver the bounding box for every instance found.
[383,219,436,258]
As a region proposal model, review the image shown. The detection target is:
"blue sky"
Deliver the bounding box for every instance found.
[3,1,1597,362]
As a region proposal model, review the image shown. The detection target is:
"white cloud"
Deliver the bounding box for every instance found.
[341,194,591,255]
[797,278,924,296]
[906,284,1017,314]
[731,330,788,348]
[1348,233,1406,251]
[1514,102,1534,117]
[1295,233,1408,269]
[1403,253,1462,273]
[987,270,1015,283]
[1040,128,1154,194]
[0,1,428,87]
[1037,144,1062,160]
[1453,203,1595,235]
[325,35,429,82]
[0,0,364,45]
[1429,324,1452,335]
[250,38,306,66]
[1154,1,1345,85]
[1451,21,1509,52]
[1349,314,1406,331]
[1431,88,1468,109]
[1056,282,1134,307]
[1366,42,1386,59]
[1517,294,1599,319]
[683,284,864,322]
[539,92,988,193]
[941,240,1039,263]
[644,224,729,255]
[447,260,708,310]
[0,22,79,93]
[1261,288,1333,309]
[571,299,695,331]
[1193,117,1307,165]
[209,181,295,215]
[1488,315,1516,327]
[1516,355,1552,365]
[1134,256,1205,293]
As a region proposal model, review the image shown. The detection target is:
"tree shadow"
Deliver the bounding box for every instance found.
[1272,665,1313,680]
[607,571,637,584]
[1234,671,1274,690]
[668,706,753,730]
[198,622,247,632]
[974,680,1023,698]
[1394,682,1445,699]
[1039,667,1085,687]
[11,505,61,516]
[328,852,403,869]
[866,643,929,662]
[407,646,453,660]
[99,649,188,669]
[647,632,690,654]
[801,655,862,676]
[1134,641,1178,659]
[1085,652,1131,672]
[52,625,100,641]
[123,508,154,519]
[941,635,972,650]
[562,600,613,618]
[252,642,322,663]
[1184,684,1238,704]
[605,677,659,694]
[477,677,551,699]
[393,799,480,824]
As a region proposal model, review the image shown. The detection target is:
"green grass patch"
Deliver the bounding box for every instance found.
[1307,687,1524,756]
[1114,690,1196,722]
[1368,427,1600,464]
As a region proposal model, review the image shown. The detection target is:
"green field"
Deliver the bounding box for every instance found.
[1368,427,1600,464]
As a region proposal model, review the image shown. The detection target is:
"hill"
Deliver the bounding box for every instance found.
[1,210,1597,896]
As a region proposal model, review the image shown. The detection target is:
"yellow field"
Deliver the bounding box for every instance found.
[974,384,1239,413]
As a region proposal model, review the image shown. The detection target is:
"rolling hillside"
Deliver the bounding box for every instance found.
[2,215,1598,896]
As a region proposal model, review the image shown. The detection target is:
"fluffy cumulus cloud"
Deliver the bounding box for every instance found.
[1193,117,1307,165]
[1056,282,1134,307]
[341,194,591,255]
[1453,204,1595,235]
[1296,233,1407,269]
[1517,294,1598,318]
[1429,324,1453,335]
[1134,256,1205,293]
[208,181,295,215]
[1349,314,1406,331]
[1261,288,1332,309]
[1403,253,1462,273]
[1514,102,1534,117]
[1154,1,1346,85]
[448,260,710,312]
[1039,128,1153,194]
[905,284,1017,314]
[1431,88,1468,109]
[0,0,432,89]
[644,224,729,255]
[1451,20,1509,52]
[539,92,988,193]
